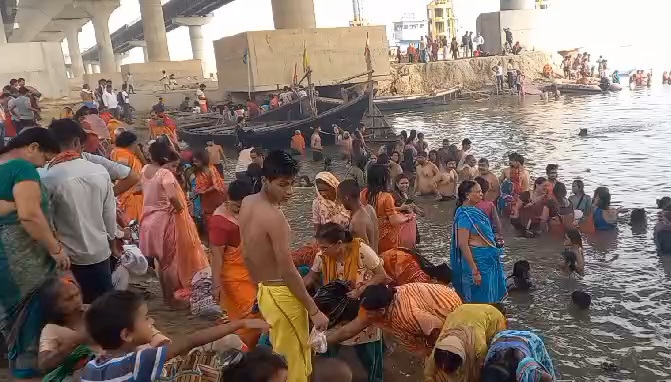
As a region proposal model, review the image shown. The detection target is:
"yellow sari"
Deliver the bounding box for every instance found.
[110,147,143,222]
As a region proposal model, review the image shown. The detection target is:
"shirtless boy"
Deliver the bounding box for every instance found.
[415,151,440,195]
[239,150,328,382]
[206,140,226,176]
[500,152,530,195]
[435,159,459,201]
[478,158,500,202]
[337,179,379,253]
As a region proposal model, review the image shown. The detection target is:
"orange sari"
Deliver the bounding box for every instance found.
[110,147,143,222]
[209,213,260,347]
[361,189,400,252]
[194,166,226,229]
[149,116,177,143]
[107,119,124,144]
[381,248,431,285]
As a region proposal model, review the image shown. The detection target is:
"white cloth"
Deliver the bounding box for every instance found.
[474,35,484,45]
[235,148,253,172]
[121,245,148,275]
[41,159,116,265]
[121,90,130,104]
[309,328,328,354]
[102,90,118,109]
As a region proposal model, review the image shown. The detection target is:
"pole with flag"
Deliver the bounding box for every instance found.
[243,48,251,99]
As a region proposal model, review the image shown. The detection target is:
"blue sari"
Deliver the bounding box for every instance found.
[484,330,557,382]
[450,206,506,303]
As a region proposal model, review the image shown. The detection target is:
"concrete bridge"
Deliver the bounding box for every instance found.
[0,0,317,78]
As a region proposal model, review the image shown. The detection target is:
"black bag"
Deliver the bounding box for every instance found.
[313,280,360,328]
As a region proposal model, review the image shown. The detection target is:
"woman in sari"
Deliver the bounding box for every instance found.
[192,149,226,231]
[450,181,506,303]
[425,304,506,382]
[591,186,618,231]
[149,108,178,144]
[482,330,556,382]
[140,141,220,317]
[209,180,261,348]
[304,223,387,382]
[110,131,144,222]
[380,248,431,285]
[0,128,69,380]
[362,164,410,253]
[292,172,350,267]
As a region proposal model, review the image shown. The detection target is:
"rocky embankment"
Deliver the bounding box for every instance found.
[377,51,559,96]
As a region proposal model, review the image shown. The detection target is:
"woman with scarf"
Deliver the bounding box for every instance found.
[291,172,350,268]
[209,180,261,348]
[424,304,506,382]
[450,181,506,303]
[303,223,387,382]
[110,131,144,222]
[482,330,556,382]
[0,128,69,380]
[362,164,410,253]
[140,140,220,317]
[192,149,226,231]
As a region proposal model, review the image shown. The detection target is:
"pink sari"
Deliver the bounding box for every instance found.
[140,166,219,316]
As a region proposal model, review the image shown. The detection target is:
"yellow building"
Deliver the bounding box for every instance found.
[427,0,457,42]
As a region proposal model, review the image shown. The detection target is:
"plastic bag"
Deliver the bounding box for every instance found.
[309,328,327,353]
[313,280,360,328]
[120,245,148,276]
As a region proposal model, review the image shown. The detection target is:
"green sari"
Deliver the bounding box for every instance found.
[0,158,56,379]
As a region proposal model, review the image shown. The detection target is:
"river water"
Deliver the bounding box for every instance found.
[280,86,671,382]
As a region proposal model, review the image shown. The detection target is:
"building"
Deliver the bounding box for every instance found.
[536,0,551,9]
[427,0,457,43]
[391,14,427,50]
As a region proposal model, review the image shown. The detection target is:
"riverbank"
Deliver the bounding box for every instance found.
[377,51,559,96]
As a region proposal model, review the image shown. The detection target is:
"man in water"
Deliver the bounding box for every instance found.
[478,158,500,202]
[239,150,329,382]
[337,179,379,253]
[415,151,440,196]
[501,152,530,197]
[457,154,478,182]
[457,138,472,166]
[546,163,559,197]
[435,159,458,201]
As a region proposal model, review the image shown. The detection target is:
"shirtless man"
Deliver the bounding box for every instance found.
[206,140,225,176]
[478,158,500,202]
[457,154,479,182]
[500,152,530,195]
[456,138,472,167]
[337,179,379,253]
[415,151,440,196]
[239,150,328,382]
[435,159,459,200]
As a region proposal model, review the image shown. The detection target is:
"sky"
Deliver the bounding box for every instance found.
[65,0,671,75]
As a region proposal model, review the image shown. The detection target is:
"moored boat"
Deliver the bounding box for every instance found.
[374,87,461,112]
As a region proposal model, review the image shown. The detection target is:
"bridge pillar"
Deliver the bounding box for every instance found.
[128,40,150,63]
[271,0,316,29]
[115,53,123,72]
[0,10,6,44]
[91,63,101,74]
[139,0,170,62]
[84,62,92,75]
[173,16,212,62]
[78,1,119,73]
[54,19,87,79]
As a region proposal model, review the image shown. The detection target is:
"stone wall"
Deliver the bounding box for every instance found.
[377,51,558,96]
[0,42,69,99]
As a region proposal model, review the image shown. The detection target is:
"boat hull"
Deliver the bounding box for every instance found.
[374,88,460,112]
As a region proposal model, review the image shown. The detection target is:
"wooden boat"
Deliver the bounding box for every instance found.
[374,87,461,112]
[248,96,307,122]
[548,82,622,94]
[179,93,370,149]
[239,93,370,148]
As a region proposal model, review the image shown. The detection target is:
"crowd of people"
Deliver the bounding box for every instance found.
[2,89,668,382]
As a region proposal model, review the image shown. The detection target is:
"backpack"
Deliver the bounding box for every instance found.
[117,91,125,105]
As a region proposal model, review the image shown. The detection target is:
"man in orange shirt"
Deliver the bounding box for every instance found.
[290,130,306,157]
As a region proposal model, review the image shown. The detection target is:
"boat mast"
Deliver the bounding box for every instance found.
[365,32,374,123]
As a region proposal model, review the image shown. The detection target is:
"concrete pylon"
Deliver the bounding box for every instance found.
[0,10,6,44]
[54,19,88,79]
[92,63,101,74]
[271,0,316,29]
[114,53,123,72]
[84,62,92,75]
[173,16,212,61]
[139,0,170,62]
[78,1,120,73]
[129,40,149,62]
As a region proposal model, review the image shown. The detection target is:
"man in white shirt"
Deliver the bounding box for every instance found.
[120,84,132,122]
[279,86,293,104]
[42,119,117,303]
[102,84,119,119]
[473,33,484,52]
[235,146,264,179]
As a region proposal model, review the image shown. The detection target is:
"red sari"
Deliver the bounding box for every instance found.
[194,165,226,229]
[361,188,400,253]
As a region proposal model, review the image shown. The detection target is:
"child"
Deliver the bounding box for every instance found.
[314,358,353,382]
[221,347,289,382]
[563,229,585,277]
[506,260,532,291]
[571,290,592,310]
[81,290,268,382]
[192,100,202,114]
